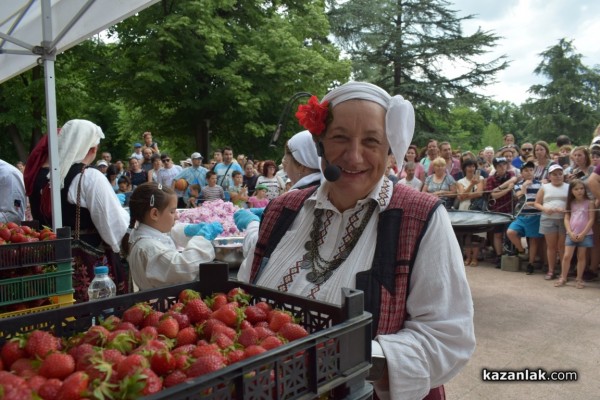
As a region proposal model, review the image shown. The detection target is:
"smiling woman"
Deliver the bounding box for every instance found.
[235,81,475,400]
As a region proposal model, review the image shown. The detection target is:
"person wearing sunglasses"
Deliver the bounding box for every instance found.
[513,143,534,169]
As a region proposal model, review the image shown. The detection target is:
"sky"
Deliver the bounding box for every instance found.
[450,0,600,105]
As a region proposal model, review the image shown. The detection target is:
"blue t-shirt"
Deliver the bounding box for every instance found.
[213,162,243,190]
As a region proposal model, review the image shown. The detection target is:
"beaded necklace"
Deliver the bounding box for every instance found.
[302,200,378,284]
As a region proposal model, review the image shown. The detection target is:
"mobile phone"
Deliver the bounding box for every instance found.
[575,170,585,179]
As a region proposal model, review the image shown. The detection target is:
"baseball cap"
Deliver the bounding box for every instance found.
[548,164,563,174]
[591,136,600,150]
[96,160,108,167]
[521,161,535,170]
[191,152,203,159]
[492,157,507,166]
[255,184,268,191]
[134,142,142,148]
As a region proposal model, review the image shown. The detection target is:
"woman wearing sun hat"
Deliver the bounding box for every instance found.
[235,81,474,399]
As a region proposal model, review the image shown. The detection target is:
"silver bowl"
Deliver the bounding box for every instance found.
[212,236,244,270]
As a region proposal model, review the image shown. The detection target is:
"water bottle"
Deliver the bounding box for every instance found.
[88,266,116,324]
[88,266,116,300]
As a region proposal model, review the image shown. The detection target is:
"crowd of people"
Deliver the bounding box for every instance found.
[388,131,600,289]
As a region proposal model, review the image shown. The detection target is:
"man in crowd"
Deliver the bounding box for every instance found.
[140,148,154,172]
[213,146,243,191]
[430,141,461,177]
[157,153,182,190]
[96,160,109,175]
[505,161,544,274]
[486,157,518,267]
[0,159,26,224]
[420,139,438,174]
[512,142,533,169]
[101,151,112,164]
[174,152,208,208]
[399,161,423,190]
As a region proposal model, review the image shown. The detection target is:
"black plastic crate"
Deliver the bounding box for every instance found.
[0,227,71,269]
[0,262,372,399]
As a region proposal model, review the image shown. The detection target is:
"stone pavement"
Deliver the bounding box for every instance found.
[445,261,600,400]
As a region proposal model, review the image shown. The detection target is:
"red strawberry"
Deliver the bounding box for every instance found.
[166,311,190,330]
[212,302,242,328]
[261,335,284,350]
[142,310,164,328]
[115,321,138,332]
[5,222,19,230]
[10,232,26,243]
[255,326,275,340]
[268,310,293,332]
[150,350,176,376]
[26,374,47,392]
[158,315,180,339]
[122,303,151,327]
[0,227,11,241]
[56,371,89,400]
[244,305,267,324]
[243,344,267,359]
[237,327,259,348]
[139,326,159,342]
[227,287,251,305]
[169,302,185,313]
[226,348,246,365]
[171,344,196,358]
[101,348,126,365]
[200,318,226,340]
[186,354,226,378]
[1,338,26,369]
[106,330,138,354]
[211,324,237,341]
[39,353,75,379]
[11,358,37,378]
[278,322,309,342]
[178,289,200,304]
[117,354,149,378]
[211,332,234,350]
[207,293,228,311]
[176,326,198,347]
[191,343,223,360]
[81,325,110,346]
[99,315,121,331]
[38,378,62,400]
[164,370,188,387]
[25,330,60,359]
[183,299,212,324]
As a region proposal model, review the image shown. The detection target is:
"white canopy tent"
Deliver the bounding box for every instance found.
[0,0,159,229]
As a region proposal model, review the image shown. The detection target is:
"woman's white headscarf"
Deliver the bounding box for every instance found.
[288,130,322,189]
[320,81,415,170]
[53,119,105,188]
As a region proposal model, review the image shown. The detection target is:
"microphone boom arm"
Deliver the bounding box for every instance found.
[269,92,313,148]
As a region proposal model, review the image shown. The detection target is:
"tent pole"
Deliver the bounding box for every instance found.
[41,0,62,230]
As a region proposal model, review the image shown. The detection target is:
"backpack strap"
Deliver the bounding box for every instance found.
[249,186,318,283]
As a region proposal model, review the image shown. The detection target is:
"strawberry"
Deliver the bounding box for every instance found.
[81,325,110,346]
[260,335,284,350]
[115,321,138,332]
[186,354,226,378]
[211,332,234,350]
[226,348,246,365]
[56,371,89,400]
[106,330,138,354]
[26,374,47,392]
[117,354,149,378]
[237,327,259,348]
[227,287,251,305]
[212,302,242,328]
[1,338,26,369]
[9,232,26,243]
[122,303,151,327]
[244,305,267,324]
[176,326,198,347]
[178,289,200,304]
[142,310,164,328]
[165,310,190,329]
[39,353,75,380]
[38,378,62,400]
[0,227,11,241]
[150,350,176,376]
[163,370,188,388]
[278,322,309,342]
[207,293,228,311]
[25,330,60,359]
[157,315,180,339]
[255,326,275,341]
[200,318,226,340]
[268,310,293,332]
[210,324,237,341]
[139,326,159,342]
[139,368,163,395]
[191,343,223,360]
[171,344,196,358]
[10,358,37,378]
[240,319,253,330]
[101,348,126,365]
[183,298,212,324]
[243,344,267,359]
[5,222,19,230]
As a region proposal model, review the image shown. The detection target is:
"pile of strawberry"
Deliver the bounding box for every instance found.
[0,287,309,399]
[0,223,57,245]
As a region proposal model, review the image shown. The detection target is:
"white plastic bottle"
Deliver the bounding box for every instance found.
[87,266,116,300]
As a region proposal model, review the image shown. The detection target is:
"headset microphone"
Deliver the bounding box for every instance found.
[317,141,342,182]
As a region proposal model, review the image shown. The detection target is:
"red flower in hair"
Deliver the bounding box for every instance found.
[295,96,329,136]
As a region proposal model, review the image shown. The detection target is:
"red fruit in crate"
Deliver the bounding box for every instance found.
[139,368,163,395]
[260,335,284,350]
[26,236,39,242]
[106,330,138,354]
[208,293,228,311]
[38,378,62,400]
[178,289,200,304]
[186,354,226,378]
[226,348,245,365]
[117,354,149,378]
[150,350,176,376]
[101,348,126,365]
[157,315,180,339]
[0,238,6,245]
[183,298,212,324]
[142,310,164,328]
[211,324,237,341]
[39,353,75,380]
[100,315,121,331]
[30,231,41,239]
[25,330,60,359]
[11,358,37,378]
[211,332,234,350]
[255,326,275,340]
[171,344,196,357]
[115,321,138,332]
[191,343,222,360]
[244,305,267,324]
[278,323,309,342]
[243,345,267,359]
[165,310,190,329]
[0,227,11,241]
[176,326,198,347]
[20,226,33,235]
[139,326,159,342]
[212,302,242,328]
[56,371,88,400]
[164,370,188,388]
[237,327,259,348]
[5,222,19,230]
[9,232,26,243]
[81,325,110,346]
[227,287,251,305]
[268,310,293,332]
[26,374,47,392]
[122,303,151,327]
[1,338,27,369]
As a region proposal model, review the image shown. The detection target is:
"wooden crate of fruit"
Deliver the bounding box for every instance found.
[0,262,372,399]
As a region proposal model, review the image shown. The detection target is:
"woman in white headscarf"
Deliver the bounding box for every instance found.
[283,130,323,190]
[55,119,129,300]
[235,82,474,400]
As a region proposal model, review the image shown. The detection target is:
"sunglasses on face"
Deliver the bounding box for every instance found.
[521,148,533,152]
[162,158,171,163]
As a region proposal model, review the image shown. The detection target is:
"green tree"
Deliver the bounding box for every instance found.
[524,38,600,145]
[327,0,507,137]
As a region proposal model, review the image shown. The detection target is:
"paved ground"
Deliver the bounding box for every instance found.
[445,261,600,400]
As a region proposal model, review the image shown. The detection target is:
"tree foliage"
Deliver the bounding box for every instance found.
[327,0,508,137]
[523,38,600,144]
